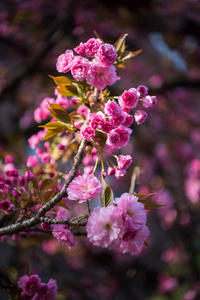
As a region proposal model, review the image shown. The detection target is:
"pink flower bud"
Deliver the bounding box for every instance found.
[134,110,148,125]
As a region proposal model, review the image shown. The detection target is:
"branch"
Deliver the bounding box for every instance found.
[0,139,87,236]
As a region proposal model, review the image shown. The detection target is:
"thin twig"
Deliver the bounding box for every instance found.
[129,166,140,194]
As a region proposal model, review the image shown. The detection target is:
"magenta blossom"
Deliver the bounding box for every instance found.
[106,126,132,149]
[117,155,133,170]
[104,100,122,118]
[67,174,103,203]
[80,125,95,140]
[96,43,117,66]
[137,85,148,98]
[118,88,139,109]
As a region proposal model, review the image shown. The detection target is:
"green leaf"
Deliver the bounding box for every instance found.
[69,111,84,121]
[43,129,62,140]
[134,193,155,199]
[40,178,58,192]
[94,130,107,149]
[56,201,70,210]
[114,33,128,56]
[39,121,67,130]
[56,84,78,97]
[100,177,114,207]
[48,103,71,124]
[144,241,150,249]
[94,30,104,43]
[43,190,57,202]
[120,49,142,62]
[138,199,166,210]
[49,75,72,86]
[3,267,18,284]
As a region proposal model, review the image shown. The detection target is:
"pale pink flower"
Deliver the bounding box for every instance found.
[77,104,89,116]
[67,174,103,203]
[118,89,139,109]
[41,153,51,164]
[52,210,78,249]
[115,169,126,180]
[52,225,78,249]
[119,220,149,255]
[115,193,147,225]
[56,50,74,73]
[34,107,43,123]
[86,59,117,90]
[137,85,148,98]
[28,134,40,149]
[142,95,157,108]
[134,110,148,124]
[70,56,90,81]
[96,43,117,65]
[86,205,124,249]
[84,38,102,57]
[26,155,39,168]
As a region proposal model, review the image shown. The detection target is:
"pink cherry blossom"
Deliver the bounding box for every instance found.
[26,156,39,168]
[142,95,157,108]
[104,100,122,118]
[74,42,85,55]
[70,56,90,81]
[134,110,148,124]
[119,219,149,255]
[117,155,132,170]
[106,127,132,148]
[122,113,134,127]
[84,38,102,57]
[67,174,103,203]
[56,50,74,73]
[86,59,117,90]
[96,43,117,65]
[115,193,147,225]
[86,205,124,249]
[52,225,78,249]
[137,85,148,98]
[118,88,139,109]
[80,125,95,140]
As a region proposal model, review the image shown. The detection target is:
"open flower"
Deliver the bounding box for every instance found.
[67,174,103,203]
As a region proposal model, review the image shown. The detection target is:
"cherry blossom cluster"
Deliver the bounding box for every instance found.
[0,35,159,298]
[18,274,57,300]
[56,38,118,90]
[86,192,149,254]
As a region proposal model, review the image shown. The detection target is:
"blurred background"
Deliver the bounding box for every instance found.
[0,0,200,299]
